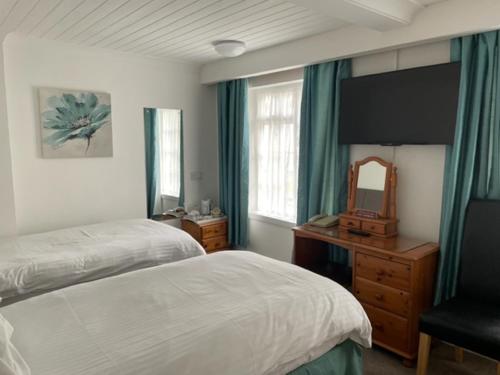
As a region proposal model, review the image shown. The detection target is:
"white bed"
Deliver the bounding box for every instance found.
[0,251,371,375]
[0,219,205,302]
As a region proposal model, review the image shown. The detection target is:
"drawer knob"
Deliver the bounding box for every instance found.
[376,269,385,276]
[375,293,384,301]
[373,322,384,331]
[348,221,354,226]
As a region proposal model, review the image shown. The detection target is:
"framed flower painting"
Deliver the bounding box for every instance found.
[38,88,113,158]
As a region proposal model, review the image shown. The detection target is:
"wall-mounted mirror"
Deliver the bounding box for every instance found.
[349,157,392,218]
[144,108,184,219]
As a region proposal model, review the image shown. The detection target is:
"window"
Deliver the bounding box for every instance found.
[249,80,303,223]
[158,109,181,198]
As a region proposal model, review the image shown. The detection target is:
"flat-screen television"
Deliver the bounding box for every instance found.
[339,62,460,145]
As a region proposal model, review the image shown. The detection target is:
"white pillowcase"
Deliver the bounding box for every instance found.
[0,312,31,375]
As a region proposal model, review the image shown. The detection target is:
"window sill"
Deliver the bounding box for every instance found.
[249,213,296,229]
[161,194,179,200]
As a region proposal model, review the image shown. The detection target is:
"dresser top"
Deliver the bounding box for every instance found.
[182,216,227,227]
[293,225,438,260]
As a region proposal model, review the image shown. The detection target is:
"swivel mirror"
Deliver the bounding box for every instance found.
[340,156,398,238]
[353,158,391,218]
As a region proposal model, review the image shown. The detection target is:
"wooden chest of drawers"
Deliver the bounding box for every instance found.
[355,246,438,365]
[181,218,229,253]
[292,225,439,366]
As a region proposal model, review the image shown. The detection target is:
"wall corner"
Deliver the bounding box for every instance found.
[0,32,17,235]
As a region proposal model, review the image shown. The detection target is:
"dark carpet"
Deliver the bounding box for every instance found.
[364,342,497,374]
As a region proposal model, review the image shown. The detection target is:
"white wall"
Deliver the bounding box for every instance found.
[198,84,219,205]
[0,33,450,252]
[247,40,450,262]
[249,218,295,262]
[3,34,217,234]
[0,33,16,236]
[350,41,450,242]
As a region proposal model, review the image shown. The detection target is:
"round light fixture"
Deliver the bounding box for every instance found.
[212,40,246,57]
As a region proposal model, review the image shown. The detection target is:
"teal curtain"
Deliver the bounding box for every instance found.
[144,108,159,219]
[297,60,351,264]
[178,110,185,208]
[435,30,500,304]
[217,79,249,247]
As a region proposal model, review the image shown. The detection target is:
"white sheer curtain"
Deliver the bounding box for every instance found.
[249,81,302,222]
[158,109,181,199]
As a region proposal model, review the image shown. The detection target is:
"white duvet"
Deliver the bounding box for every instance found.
[1,252,371,375]
[0,219,205,301]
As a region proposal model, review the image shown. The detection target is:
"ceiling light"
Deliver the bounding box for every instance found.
[212,40,246,57]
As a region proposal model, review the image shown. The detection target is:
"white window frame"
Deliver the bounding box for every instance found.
[248,79,303,225]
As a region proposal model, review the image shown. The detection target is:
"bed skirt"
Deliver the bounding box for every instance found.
[288,340,363,375]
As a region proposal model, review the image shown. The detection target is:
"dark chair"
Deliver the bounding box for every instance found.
[417,199,500,375]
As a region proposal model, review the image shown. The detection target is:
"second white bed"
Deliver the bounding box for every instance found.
[0,219,205,302]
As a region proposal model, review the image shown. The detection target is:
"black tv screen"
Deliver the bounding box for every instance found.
[339,62,460,145]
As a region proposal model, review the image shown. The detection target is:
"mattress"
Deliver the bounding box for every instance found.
[0,219,205,301]
[1,251,371,375]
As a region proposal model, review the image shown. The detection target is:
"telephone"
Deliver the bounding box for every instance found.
[307,214,339,228]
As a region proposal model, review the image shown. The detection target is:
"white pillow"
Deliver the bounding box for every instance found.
[0,312,31,375]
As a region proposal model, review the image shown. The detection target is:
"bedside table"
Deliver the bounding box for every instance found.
[181,217,229,253]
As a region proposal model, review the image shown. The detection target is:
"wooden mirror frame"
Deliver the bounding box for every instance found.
[347,156,397,219]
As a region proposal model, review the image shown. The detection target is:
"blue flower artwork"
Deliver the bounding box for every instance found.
[39,88,113,158]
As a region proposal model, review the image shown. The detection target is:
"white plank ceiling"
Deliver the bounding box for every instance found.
[0,0,446,63]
